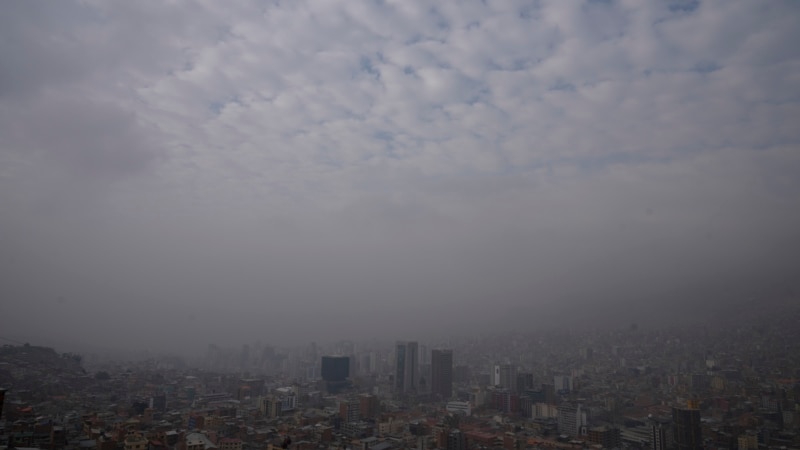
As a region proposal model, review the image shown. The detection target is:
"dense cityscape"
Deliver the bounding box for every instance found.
[2,298,798,450]
[2,1,798,450]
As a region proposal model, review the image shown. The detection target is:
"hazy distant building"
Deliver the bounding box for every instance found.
[150,393,167,411]
[542,383,556,404]
[358,393,380,419]
[587,427,621,449]
[447,429,466,450]
[673,406,702,450]
[650,416,673,450]
[554,374,573,393]
[321,356,349,381]
[339,397,360,423]
[419,363,432,394]
[275,387,296,412]
[558,404,587,437]
[446,401,471,416]
[395,341,418,395]
[517,372,534,393]
[499,364,517,391]
[492,389,516,413]
[431,349,453,400]
[258,396,281,419]
[454,365,471,383]
[0,388,6,420]
[124,432,149,450]
[321,355,350,394]
[358,353,371,375]
[420,344,430,365]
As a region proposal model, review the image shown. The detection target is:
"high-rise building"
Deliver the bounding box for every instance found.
[339,397,360,423]
[650,416,672,450]
[454,365,471,383]
[395,341,418,395]
[447,429,466,450]
[358,393,380,419]
[419,363,432,393]
[672,406,702,450]
[587,427,620,449]
[554,374,573,393]
[321,356,350,382]
[558,404,587,437]
[499,364,518,391]
[0,388,6,420]
[542,383,556,404]
[321,355,351,394]
[431,349,453,400]
[259,396,281,419]
[517,372,534,393]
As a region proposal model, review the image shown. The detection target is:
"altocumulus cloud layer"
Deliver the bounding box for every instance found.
[1,1,799,353]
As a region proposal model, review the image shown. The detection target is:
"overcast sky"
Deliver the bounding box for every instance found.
[1,0,799,354]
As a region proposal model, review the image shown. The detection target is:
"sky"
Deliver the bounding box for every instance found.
[1,0,799,354]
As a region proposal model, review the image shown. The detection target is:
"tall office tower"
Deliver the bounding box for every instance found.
[554,374,574,393]
[431,349,454,400]
[542,383,556,404]
[321,355,351,393]
[358,393,380,419]
[557,404,587,437]
[419,363,432,394]
[517,372,534,393]
[259,396,282,419]
[650,417,673,450]
[0,388,6,420]
[672,406,702,450]
[240,344,250,369]
[395,341,419,394]
[499,364,518,391]
[321,356,350,382]
[420,344,430,365]
[339,397,360,423]
[447,429,466,450]
[395,343,406,392]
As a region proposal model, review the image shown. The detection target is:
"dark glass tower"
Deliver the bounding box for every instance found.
[431,349,453,399]
[673,407,702,450]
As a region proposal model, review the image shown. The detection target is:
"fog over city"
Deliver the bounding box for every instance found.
[1,1,798,355]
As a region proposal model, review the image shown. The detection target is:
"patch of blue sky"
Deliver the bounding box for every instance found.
[574,153,673,174]
[668,1,700,13]
[209,101,225,115]
[359,55,380,78]
[692,61,722,74]
[315,147,346,169]
[489,152,675,179]
[373,131,394,142]
[547,81,577,92]
[208,96,241,115]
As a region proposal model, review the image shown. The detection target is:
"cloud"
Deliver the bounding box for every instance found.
[0,0,798,352]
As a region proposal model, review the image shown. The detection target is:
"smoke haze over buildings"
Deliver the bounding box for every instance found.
[1,1,799,355]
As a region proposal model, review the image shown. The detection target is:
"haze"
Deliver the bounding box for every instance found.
[1,1,798,355]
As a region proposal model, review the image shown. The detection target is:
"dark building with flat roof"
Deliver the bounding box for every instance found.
[673,407,702,450]
[321,356,350,382]
[431,349,453,400]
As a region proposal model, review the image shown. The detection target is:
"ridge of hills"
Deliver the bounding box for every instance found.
[0,344,88,400]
